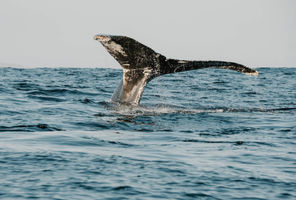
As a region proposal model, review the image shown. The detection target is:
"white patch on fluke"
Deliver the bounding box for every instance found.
[94,34,127,57]
[122,64,130,67]
[108,41,127,57]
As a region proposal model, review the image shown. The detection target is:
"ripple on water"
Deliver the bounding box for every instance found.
[0,124,63,132]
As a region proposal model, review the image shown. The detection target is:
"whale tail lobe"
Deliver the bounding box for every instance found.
[94,34,258,105]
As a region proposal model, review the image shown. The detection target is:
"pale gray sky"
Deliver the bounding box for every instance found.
[0,0,295,68]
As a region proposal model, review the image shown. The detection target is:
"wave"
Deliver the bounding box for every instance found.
[0,124,63,132]
[99,102,296,117]
[27,95,66,102]
[27,88,99,96]
[181,139,276,147]
[223,107,296,113]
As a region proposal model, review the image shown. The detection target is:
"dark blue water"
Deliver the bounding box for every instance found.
[0,67,295,199]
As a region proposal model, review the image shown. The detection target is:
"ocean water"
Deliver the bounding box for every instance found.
[0,67,295,199]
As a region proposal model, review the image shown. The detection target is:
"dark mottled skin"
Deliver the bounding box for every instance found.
[94,34,258,104]
[95,35,257,75]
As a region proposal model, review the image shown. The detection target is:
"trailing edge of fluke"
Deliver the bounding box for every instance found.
[94,34,258,105]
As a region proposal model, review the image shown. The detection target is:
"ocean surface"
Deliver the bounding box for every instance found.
[0,67,295,199]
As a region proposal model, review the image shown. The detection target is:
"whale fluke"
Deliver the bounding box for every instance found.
[94,34,258,105]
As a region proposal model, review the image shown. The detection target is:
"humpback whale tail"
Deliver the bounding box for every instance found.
[94,34,258,105]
